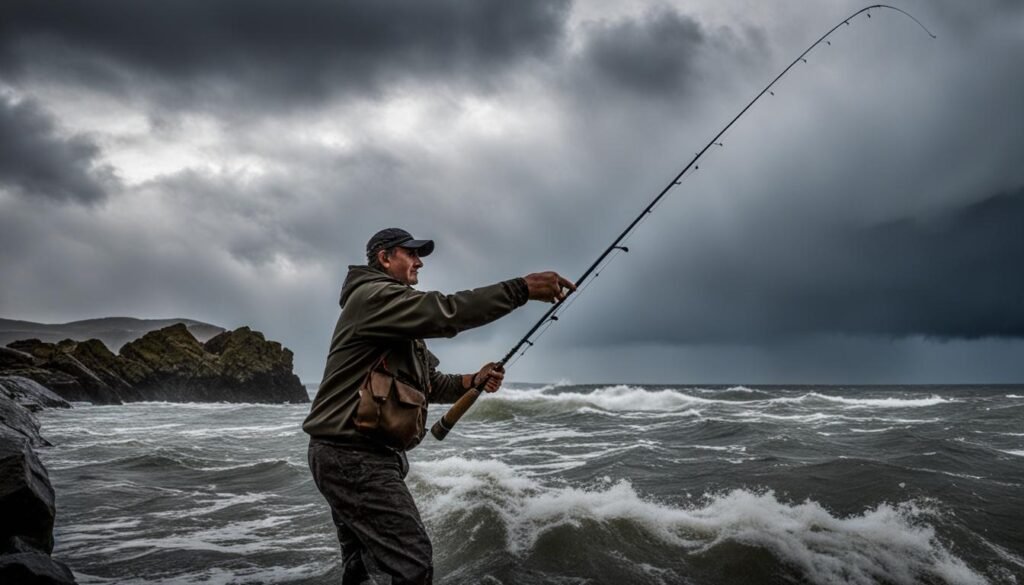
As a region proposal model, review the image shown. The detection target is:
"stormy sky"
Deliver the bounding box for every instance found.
[2,0,1022,384]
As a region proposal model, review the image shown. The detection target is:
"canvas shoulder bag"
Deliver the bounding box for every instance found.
[354,352,428,450]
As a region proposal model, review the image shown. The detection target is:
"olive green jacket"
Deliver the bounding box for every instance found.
[302,265,528,447]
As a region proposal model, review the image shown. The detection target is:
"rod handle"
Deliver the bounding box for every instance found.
[430,388,482,440]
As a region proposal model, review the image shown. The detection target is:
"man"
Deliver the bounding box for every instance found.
[304,227,574,585]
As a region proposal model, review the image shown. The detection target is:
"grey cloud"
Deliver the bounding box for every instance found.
[568,4,773,104]
[0,0,571,109]
[525,0,1024,352]
[577,7,707,96]
[3,0,1024,383]
[567,186,1024,346]
[0,95,113,203]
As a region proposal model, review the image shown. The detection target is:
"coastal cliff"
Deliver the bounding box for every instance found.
[1,324,309,405]
[0,377,76,584]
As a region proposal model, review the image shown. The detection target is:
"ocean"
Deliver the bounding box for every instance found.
[36,384,1024,584]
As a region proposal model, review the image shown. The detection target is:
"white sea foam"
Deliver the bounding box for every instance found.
[574,406,704,419]
[691,444,747,453]
[483,387,953,415]
[494,385,713,411]
[790,392,953,408]
[87,516,308,556]
[73,563,329,585]
[150,492,269,518]
[504,428,589,445]
[691,385,764,394]
[1000,449,1024,457]
[178,423,297,436]
[412,457,987,585]
[52,423,184,436]
[491,385,775,413]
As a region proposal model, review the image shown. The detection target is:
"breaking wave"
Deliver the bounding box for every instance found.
[410,457,987,585]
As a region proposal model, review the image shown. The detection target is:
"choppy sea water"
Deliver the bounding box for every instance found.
[36,384,1024,585]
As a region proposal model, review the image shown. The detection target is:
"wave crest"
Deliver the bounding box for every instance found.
[468,386,953,418]
[411,457,985,585]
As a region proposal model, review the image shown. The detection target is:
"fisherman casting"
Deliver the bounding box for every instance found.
[303,228,573,584]
[304,6,934,583]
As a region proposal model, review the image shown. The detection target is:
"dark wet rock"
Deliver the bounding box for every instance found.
[0,550,76,584]
[6,339,54,362]
[0,397,50,448]
[203,326,307,402]
[3,367,97,405]
[0,379,78,582]
[0,346,34,369]
[4,340,122,404]
[60,339,136,389]
[58,339,146,402]
[0,377,71,413]
[120,323,220,379]
[122,324,308,403]
[0,425,56,554]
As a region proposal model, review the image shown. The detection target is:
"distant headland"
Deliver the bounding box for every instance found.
[0,317,226,353]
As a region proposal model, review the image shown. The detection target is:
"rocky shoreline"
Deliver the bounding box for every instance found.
[0,323,309,582]
[0,376,76,583]
[1,323,309,405]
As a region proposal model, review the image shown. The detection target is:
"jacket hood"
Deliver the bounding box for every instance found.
[339,265,402,307]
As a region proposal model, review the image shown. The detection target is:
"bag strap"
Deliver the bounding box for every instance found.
[362,349,391,387]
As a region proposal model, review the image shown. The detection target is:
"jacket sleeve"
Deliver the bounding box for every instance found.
[354,278,528,340]
[425,349,466,404]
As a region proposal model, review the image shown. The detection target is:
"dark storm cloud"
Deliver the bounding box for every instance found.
[0,95,113,203]
[834,188,1024,338]
[0,0,570,108]
[568,186,1024,346]
[570,6,767,102]
[579,8,706,95]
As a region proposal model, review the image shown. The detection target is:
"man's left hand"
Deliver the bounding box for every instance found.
[470,362,504,393]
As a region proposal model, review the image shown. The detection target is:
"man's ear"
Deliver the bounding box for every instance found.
[377,248,390,268]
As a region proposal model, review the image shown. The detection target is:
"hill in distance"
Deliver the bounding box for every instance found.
[0,317,225,351]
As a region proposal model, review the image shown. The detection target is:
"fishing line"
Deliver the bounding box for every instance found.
[505,141,711,369]
[505,245,628,369]
[432,4,935,440]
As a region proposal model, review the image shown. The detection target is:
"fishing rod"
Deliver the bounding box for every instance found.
[431,4,935,441]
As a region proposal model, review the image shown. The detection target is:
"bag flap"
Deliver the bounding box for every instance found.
[367,370,393,400]
[393,380,426,407]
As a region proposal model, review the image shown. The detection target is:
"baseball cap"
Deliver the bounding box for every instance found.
[366,228,434,258]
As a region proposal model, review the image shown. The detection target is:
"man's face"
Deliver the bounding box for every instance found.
[381,246,423,285]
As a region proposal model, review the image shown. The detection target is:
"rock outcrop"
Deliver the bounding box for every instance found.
[1,325,308,405]
[0,376,71,413]
[121,325,308,403]
[0,377,77,584]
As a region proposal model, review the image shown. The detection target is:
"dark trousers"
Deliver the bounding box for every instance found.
[308,439,433,585]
